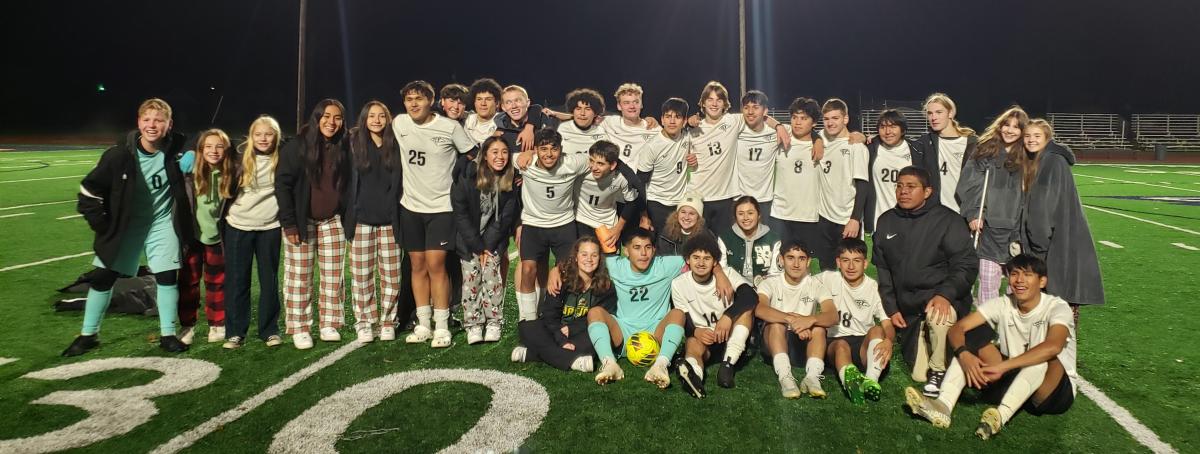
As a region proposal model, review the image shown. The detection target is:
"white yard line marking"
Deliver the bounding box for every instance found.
[1077,376,1178,454]
[0,212,33,219]
[0,200,72,211]
[0,252,92,273]
[57,214,83,220]
[0,174,86,184]
[1075,174,1200,194]
[1098,241,1124,249]
[0,358,17,367]
[1084,205,1200,236]
[1172,242,1199,251]
[150,341,365,454]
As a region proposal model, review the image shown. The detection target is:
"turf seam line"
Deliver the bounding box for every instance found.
[1077,375,1178,454]
[0,174,86,184]
[1083,205,1200,236]
[0,212,34,219]
[0,252,92,272]
[0,200,73,211]
[1075,173,1200,194]
[150,341,365,454]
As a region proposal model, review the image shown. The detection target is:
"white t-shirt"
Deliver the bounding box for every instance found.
[636,132,691,206]
[519,153,591,228]
[463,112,498,145]
[672,267,750,329]
[977,293,1079,395]
[575,170,639,228]
[393,113,475,213]
[735,123,781,202]
[818,131,869,225]
[756,273,832,316]
[687,113,744,201]
[937,136,969,213]
[602,115,660,164]
[558,120,608,155]
[872,140,913,230]
[771,130,821,223]
[816,271,887,338]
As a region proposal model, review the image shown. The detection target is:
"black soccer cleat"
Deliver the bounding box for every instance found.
[62,335,99,357]
[676,360,707,399]
[159,335,190,353]
[717,360,736,389]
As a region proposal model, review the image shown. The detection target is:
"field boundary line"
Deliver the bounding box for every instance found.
[1084,205,1200,236]
[0,174,86,184]
[1075,174,1200,194]
[1077,375,1177,454]
[0,252,92,272]
[0,200,72,211]
[0,212,33,219]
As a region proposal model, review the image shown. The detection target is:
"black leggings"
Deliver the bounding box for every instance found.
[517,320,594,371]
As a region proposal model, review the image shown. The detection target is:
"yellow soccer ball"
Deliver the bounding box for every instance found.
[625,331,660,367]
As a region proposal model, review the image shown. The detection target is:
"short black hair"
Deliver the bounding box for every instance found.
[468,78,503,106]
[741,90,768,107]
[534,128,562,148]
[788,97,821,122]
[780,238,810,257]
[661,98,689,118]
[682,233,721,261]
[877,109,908,135]
[1005,253,1048,277]
[626,227,655,245]
[565,88,605,115]
[732,195,760,214]
[401,80,435,100]
[588,140,620,163]
[899,165,931,188]
[439,83,469,104]
[835,237,868,259]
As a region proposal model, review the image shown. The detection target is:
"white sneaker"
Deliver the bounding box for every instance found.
[466,326,484,344]
[406,325,432,343]
[293,332,314,350]
[800,375,827,399]
[379,326,396,341]
[595,358,624,385]
[207,326,225,343]
[571,356,594,373]
[511,346,528,363]
[644,360,671,389]
[484,324,503,342]
[779,375,802,399]
[179,326,195,345]
[431,329,452,348]
[319,327,341,342]
[356,326,374,344]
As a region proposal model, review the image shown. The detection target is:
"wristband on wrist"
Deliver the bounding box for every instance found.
[953,345,971,357]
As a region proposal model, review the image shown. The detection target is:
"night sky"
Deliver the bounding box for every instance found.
[5,0,1198,138]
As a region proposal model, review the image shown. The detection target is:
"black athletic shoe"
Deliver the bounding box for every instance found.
[923,370,946,397]
[717,360,736,389]
[676,360,706,399]
[159,335,189,353]
[61,335,99,357]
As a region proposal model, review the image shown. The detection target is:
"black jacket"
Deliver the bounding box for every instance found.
[864,138,929,232]
[274,137,352,241]
[492,104,555,151]
[344,140,403,242]
[873,200,978,320]
[537,287,617,346]
[913,133,978,209]
[450,165,520,258]
[78,130,196,268]
[957,145,1023,263]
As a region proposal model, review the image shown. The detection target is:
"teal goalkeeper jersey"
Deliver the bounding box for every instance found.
[131,147,173,224]
[606,255,685,323]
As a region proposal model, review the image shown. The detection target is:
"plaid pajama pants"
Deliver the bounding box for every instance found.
[283,216,346,334]
[178,243,226,327]
[460,254,505,328]
[350,224,402,329]
[976,258,1004,305]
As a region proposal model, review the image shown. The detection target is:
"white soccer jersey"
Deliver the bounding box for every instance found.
[937,136,968,213]
[519,153,591,228]
[602,115,660,163]
[636,132,691,206]
[872,141,913,230]
[463,112,498,145]
[816,271,887,338]
[977,293,1079,395]
[817,131,869,225]
[558,120,609,155]
[672,267,750,329]
[687,113,744,201]
[756,273,832,316]
[735,123,782,202]
[771,131,821,223]
[575,170,639,228]
[393,113,476,213]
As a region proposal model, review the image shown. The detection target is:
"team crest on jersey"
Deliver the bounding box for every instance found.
[592,134,606,140]
[800,296,817,307]
[840,148,851,156]
[718,124,731,132]
[642,133,657,140]
[854,299,869,308]
[432,137,450,144]
[1033,320,1047,329]
[902,153,912,160]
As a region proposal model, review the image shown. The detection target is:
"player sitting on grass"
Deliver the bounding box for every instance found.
[755,239,837,399]
[818,238,895,404]
[672,234,757,398]
[906,253,1078,440]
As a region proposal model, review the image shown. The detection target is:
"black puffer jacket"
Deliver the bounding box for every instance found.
[872,200,978,320]
[273,136,352,241]
[451,164,520,259]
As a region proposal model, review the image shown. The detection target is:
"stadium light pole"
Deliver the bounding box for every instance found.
[296,0,308,134]
[739,0,747,98]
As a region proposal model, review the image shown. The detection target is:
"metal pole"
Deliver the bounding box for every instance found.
[296,0,308,134]
[739,0,746,98]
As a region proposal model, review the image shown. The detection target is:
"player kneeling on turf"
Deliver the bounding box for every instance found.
[818,238,895,404]
[906,253,1078,440]
[671,234,757,398]
[755,239,837,399]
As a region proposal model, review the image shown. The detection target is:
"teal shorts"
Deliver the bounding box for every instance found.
[614,316,662,358]
[93,218,181,275]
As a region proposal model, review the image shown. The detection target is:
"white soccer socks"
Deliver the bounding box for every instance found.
[686,357,705,380]
[772,353,792,379]
[805,357,825,381]
[935,358,968,413]
[724,325,750,363]
[866,338,885,381]
[998,362,1048,424]
[516,291,538,321]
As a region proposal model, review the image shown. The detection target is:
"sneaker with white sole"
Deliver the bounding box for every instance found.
[223,336,244,350]
[595,358,624,385]
[466,326,484,345]
[976,407,1003,440]
[800,375,827,399]
[293,332,314,350]
[265,335,283,347]
[644,360,671,389]
[905,386,952,429]
[431,329,452,348]
[379,326,396,341]
[207,326,225,343]
[571,355,594,373]
[779,375,802,399]
[924,370,946,397]
[484,324,502,342]
[356,326,374,343]
[511,345,528,363]
[406,325,432,343]
[179,326,196,346]
[319,327,341,342]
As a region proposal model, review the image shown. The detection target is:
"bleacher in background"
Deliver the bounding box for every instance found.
[1133,114,1200,151]
[1047,113,1130,150]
